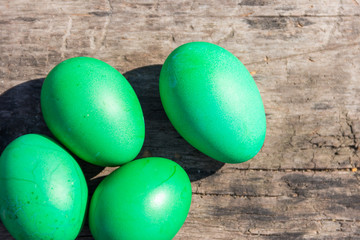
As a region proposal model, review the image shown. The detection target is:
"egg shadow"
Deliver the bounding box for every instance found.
[0,79,50,152]
[124,65,225,182]
[0,79,104,193]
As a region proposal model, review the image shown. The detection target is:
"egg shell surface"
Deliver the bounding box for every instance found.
[89,157,192,240]
[41,57,145,166]
[0,134,88,240]
[159,42,266,163]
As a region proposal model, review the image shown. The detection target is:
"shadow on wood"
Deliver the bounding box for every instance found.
[0,79,49,153]
[0,68,225,185]
[124,65,225,182]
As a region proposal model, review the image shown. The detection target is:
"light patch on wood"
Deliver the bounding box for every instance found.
[60,16,72,58]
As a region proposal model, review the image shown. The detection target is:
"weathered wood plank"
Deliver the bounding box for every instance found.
[1,0,360,239]
[1,170,355,239]
[1,1,360,81]
[177,169,360,239]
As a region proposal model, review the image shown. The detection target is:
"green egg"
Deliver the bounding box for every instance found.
[41,57,145,167]
[89,157,192,240]
[0,134,88,240]
[159,42,266,163]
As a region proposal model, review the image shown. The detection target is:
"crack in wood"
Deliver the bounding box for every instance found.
[192,192,282,198]
[250,14,360,18]
[227,167,358,172]
[345,114,359,151]
[244,42,360,65]
[244,231,303,238]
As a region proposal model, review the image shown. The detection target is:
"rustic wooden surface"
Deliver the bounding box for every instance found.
[1,0,360,239]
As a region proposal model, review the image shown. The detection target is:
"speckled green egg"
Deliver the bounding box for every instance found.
[41,57,145,167]
[0,134,88,240]
[89,157,192,240]
[159,42,266,163]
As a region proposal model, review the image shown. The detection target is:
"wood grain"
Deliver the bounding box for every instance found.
[1,0,360,239]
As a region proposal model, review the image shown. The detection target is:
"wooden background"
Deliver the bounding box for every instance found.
[1,0,360,239]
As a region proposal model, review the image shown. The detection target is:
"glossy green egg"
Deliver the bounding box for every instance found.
[89,157,192,240]
[159,42,266,163]
[41,57,145,166]
[0,134,88,240]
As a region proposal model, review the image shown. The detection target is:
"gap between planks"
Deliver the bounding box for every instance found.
[225,167,358,172]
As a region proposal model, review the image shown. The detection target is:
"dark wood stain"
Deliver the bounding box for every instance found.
[246,18,287,30]
[239,0,269,6]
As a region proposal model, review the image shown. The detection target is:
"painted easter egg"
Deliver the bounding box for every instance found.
[41,57,145,166]
[159,42,266,163]
[0,134,88,240]
[89,157,192,240]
